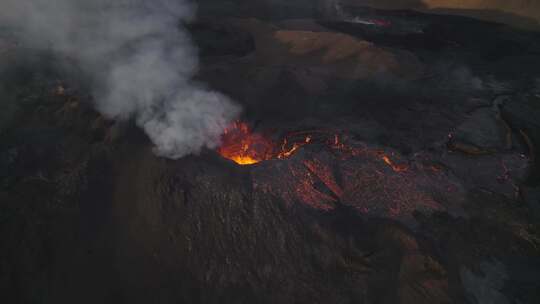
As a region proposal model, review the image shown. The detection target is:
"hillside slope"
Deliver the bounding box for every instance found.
[343,0,540,30]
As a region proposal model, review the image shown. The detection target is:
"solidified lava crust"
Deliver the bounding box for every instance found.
[2,2,540,304]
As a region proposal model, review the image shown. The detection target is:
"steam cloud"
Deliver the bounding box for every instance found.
[0,0,240,158]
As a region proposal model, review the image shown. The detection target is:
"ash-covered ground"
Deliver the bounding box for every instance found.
[2,1,540,303]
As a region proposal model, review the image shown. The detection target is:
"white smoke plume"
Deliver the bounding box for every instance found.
[0,0,241,158]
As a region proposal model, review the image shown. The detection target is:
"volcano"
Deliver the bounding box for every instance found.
[2,1,540,304]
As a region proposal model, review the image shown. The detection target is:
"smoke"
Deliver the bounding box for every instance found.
[0,0,240,159]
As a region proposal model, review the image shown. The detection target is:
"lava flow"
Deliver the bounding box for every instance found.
[217,121,313,165]
[217,121,409,173]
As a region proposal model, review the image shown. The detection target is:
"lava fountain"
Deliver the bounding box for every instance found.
[217,121,274,165]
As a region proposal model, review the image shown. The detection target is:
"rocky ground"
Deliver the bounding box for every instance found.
[1,2,540,304]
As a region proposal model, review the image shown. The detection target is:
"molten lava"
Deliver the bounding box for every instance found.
[381,155,409,172]
[217,121,315,165]
[218,121,409,173]
[217,121,274,165]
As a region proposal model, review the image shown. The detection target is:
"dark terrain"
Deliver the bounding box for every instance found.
[2,1,540,303]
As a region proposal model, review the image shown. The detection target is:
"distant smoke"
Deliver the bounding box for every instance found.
[0,0,240,158]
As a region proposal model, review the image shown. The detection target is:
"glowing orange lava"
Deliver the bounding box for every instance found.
[217,121,274,165]
[218,121,315,165]
[381,155,409,172]
[218,121,409,173]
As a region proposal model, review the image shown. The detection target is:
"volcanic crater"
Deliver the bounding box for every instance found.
[2,1,540,304]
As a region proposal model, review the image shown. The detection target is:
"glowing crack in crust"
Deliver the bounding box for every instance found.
[218,121,409,173]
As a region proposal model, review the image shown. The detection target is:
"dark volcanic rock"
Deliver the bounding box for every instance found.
[2,5,540,304]
[188,22,255,57]
[453,108,507,151]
